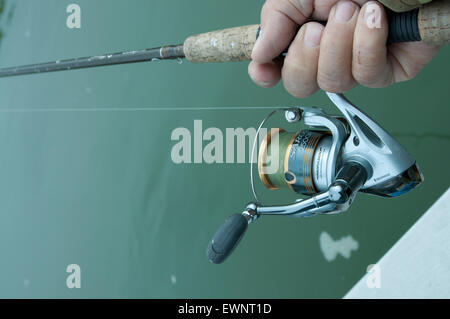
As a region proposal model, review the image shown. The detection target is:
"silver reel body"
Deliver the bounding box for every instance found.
[207,92,423,264]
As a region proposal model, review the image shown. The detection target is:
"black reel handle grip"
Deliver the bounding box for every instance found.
[207,213,248,264]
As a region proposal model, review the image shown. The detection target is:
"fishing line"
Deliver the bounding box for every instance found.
[0,106,288,113]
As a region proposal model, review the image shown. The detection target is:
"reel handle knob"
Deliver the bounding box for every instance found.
[207,213,249,264]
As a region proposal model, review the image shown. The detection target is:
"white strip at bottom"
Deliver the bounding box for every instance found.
[344,187,450,299]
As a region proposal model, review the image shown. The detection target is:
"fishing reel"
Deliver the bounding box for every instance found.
[207,92,423,264]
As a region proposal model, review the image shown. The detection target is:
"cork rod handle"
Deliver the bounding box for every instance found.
[183,25,259,63]
[419,0,450,45]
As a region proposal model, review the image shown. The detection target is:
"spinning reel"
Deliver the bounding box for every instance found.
[207,92,423,264]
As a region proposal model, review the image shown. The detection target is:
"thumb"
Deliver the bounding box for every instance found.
[251,0,311,63]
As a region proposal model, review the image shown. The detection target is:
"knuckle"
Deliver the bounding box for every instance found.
[262,0,275,14]
[282,61,317,98]
[352,31,388,85]
[263,0,311,22]
[283,81,315,98]
[352,66,390,88]
[317,72,347,93]
[282,73,315,98]
[352,62,381,86]
[284,84,304,98]
[289,0,314,17]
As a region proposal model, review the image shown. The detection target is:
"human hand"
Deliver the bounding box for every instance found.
[248,0,441,97]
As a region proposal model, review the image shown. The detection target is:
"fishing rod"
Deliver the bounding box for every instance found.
[0,0,448,78]
[207,91,425,264]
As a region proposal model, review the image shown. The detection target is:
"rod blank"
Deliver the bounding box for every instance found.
[0,45,184,78]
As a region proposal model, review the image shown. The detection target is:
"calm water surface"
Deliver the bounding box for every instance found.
[0,0,448,298]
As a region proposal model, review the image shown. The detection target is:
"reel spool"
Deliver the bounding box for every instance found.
[258,128,333,196]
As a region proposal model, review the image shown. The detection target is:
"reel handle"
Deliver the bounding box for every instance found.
[207,213,249,264]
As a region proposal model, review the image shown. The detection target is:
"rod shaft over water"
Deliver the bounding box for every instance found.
[0,44,185,78]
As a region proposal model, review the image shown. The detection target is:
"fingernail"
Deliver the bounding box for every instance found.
[363,2,382,29]
[335,1,357,23]
[304,24,323,48]
[256,80,272,87]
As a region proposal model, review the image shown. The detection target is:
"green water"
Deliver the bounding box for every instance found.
[0,0,448,298]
